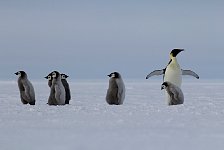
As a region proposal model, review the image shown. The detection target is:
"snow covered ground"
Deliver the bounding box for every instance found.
[0,79,224,150]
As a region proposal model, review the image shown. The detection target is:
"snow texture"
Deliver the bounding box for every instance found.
[0,79,224,150]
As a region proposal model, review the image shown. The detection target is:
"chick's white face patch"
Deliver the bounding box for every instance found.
[61,75,66,79]
[52,72,56,78]
[47,76,52,80]
[17,72,21,77]
[111,73,115,78]
[161,85,166,90]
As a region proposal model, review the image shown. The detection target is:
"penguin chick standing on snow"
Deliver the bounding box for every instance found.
[106,72,125,105]
[48,71,65,105]
[161,81,184,105]
[61,74,71,104]
[15,71,36,105]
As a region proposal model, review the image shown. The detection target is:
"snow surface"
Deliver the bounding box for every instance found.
[0,79,224,150]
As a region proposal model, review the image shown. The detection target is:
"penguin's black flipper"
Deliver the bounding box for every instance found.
[181,70,199,79]
[146,69,165,79]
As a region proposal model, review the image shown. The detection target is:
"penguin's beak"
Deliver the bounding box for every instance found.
[15,72,18,75]
[161,85,165,90]
[176,49,184,55]
[107,74,111,77]
[179,49,184,53]
[44,76,48,79]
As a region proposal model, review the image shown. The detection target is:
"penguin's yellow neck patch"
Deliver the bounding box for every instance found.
[171,56,178,62]
[170,53,174,59]
[169,57,180,70]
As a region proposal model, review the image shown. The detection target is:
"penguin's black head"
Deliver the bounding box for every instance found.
[15,71,27,78]
[170,49,184,57]
[61,74,69,80]
[161,82,168,90]
[52,71,60,79]
[108,72,120,78]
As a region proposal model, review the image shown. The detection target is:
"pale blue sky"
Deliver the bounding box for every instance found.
[0,0,224,80]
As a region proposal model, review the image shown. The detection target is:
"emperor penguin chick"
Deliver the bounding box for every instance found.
[61,74,71,104]
[15,71,36,105]
[106,72,125,105]
[161,81,184,105]
[48,71,65,105]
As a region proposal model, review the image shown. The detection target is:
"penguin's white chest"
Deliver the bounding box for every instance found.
[164,62,182,87]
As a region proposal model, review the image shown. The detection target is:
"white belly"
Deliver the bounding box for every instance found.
[164,64,182,87]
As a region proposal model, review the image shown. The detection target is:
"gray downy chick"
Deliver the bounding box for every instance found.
[161,81,184,105]
[106,72,125,105]
[48,71,65,105]
[15,71,36,105]
[61,74,71,104]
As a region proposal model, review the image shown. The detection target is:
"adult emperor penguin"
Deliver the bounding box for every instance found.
[161,81,184,105]
[15,71,36,105]
[146,49,199,86]
[61,74,71,104]
[48,71,65,105]
[106,72,125,105]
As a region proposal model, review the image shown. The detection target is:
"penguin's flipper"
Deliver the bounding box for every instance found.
[146,69,165,79]
[24,84,32,102]
[20,92,29,104]
[115,79,125,105]
[182,70,199,79]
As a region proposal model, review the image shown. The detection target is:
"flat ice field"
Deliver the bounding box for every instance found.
[0,79,224,150]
